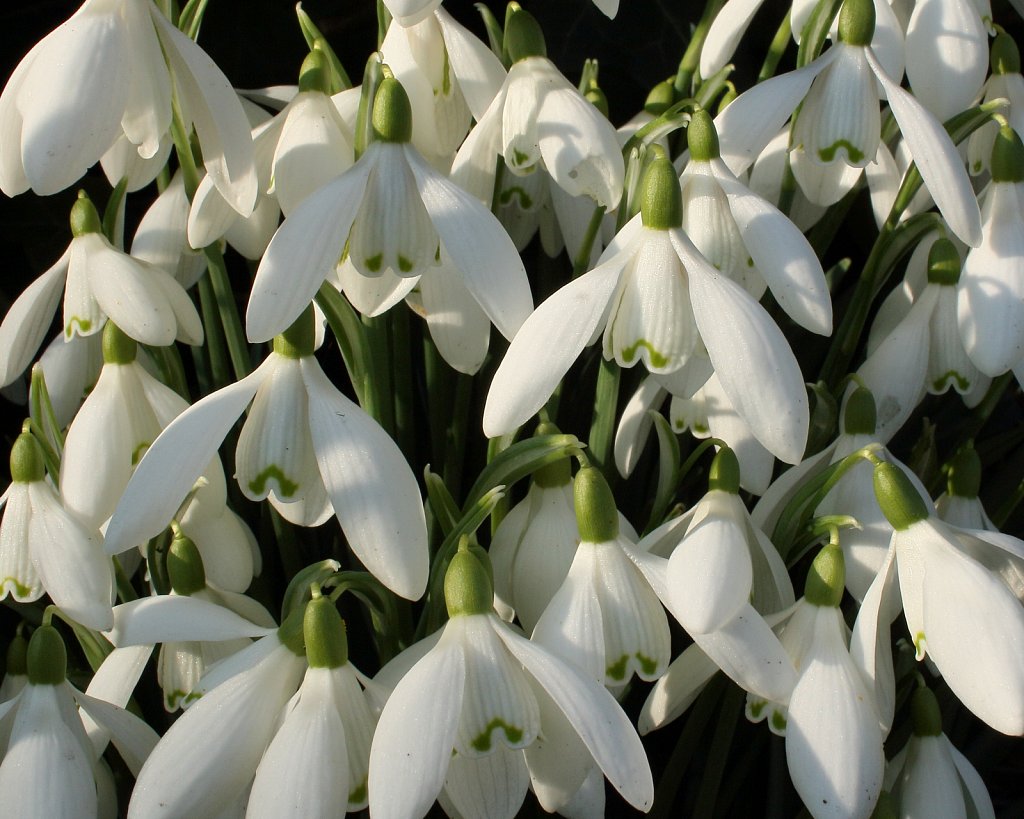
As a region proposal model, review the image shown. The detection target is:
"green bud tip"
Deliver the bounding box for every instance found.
[804,543,845,607]
[371,76,413,144]
[298,49,331,94]
[167,532,207,596]
[6,632,29,677]
[303,596,348,668]
[843,385,877,435]
[687,109,720,162]
[992,32,1021,76]
[574,466,619,542]
[101,320,138,365]
[873,462,930,530]
[838,0,876,46]
[10,432,46,483]
[638,147,683,230]
[273,304,316,359]
[644,79,675,116]
[708,447,740,494]
[585,84,610,119]
[910,685,943,737]
[990,126,1024,184]
[70,191,102,237]
[27,625,66,686]
[504,5,547,63]
[926,238,961,286]
[445,538,494,618]
[946,443,981,499]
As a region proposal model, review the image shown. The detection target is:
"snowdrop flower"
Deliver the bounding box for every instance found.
[714,0,981,247]
[105,308,429,600]
[0,192,203,391]
[532,466,671,688]
[958,126,1024,376]
[969,32,1024,176]
[246,76,532,349]
[751,542,884,819]
[451,6,624,211]
[869,461,1024,734]
[485,147,811,465]
[0,0,256,213]
[0,431,113,630]
[884,684,996,818]
[0,623,159,819]
[934,443,998,532]
[367,540,653,819]
[383,0,443,27]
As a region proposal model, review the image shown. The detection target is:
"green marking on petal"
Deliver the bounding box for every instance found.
[471,718,524,752]
[349,778,368,805]
[364,254,383,273]
[2,577,34,598]
[131,441,152,466]
[746,257,754,267]
[500,186,534,209]
[248,466,300,498]
[637,652,658,676]
[692,422,710,435]
[511,149,535,170]
[607,655,628,681]
[771,710,787,732]
[914,631,926,659]
[932,371,970,392]
[398,255,414,273]
[65,317,92,336]
[818,140,864,164]
[620,339,669,369]
[748,700,765,719]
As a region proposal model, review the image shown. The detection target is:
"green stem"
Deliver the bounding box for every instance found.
[315,283,369,406]
[197,272,231,388]
[113,558,138,603]
[572,205,607,278]
[587,357,621,476]
[758,11,792,82]
[390,307,416,462]
[693,684,744,816]
[674,0,727,98]
[144,343,191,401]
[361,314,396,435]
[203,247,251,381]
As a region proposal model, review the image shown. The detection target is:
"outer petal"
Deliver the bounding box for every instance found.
[443,746,529,819]
[482,248,625,437]
[0,249,70,387]
[435,8,507,121]
[639,642,719,733]
[700,0,768,78]
[103,359,271,556]
[867,49,982,247]
[0,485,42,602]
[384,0,444,27]
[73,688,159,776]
[614,377,667,478]
[301,358,428,600]
[107,596,275,647]
[849,540,899,732]
[680,230,809,463]
[368,629,465,819]
[406,146,533,340]
[418,254,491,375]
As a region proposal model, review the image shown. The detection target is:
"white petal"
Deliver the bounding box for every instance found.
[384,0,443,27]
[104,359,270,556]
[368,629,465,819]
[119,0,171,159]
[443,746,529,819]
[482,248,624,438]
[74,687,159,776]
[614,377,667,478]
[435,8,507,121]
[407,146,533,340]
[107,596,275,646]
[0,484,42,602]
[638,642,719,733]
[897,734,968,818]
[419,254,491,375]
[849,540,899,732]
[948,739,996,819]
[301,358,428,600]
[790,143,864,206]
[338,259,419,318]
[700,0,768,78]
[867,49,982,247]
[0,249,70,387]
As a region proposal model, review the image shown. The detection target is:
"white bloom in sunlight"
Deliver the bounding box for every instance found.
[105,316,429,600]
[747,128,827,231]
[131,173,206,288]
[884,686,996,819]
[0,193,203,391]
[246,77,532,348]
[36,333,104,429]
[368,544,653,819]
[383,0,443,27]
[0,0,256,213]
[714,0,981,247]
[1,432,113,631]
[485,152,810,465]
[958,127,1024,377]
[968,32,1024,176]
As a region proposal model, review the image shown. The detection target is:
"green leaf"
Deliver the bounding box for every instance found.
[178,0,211,40]
[315,283,368,406]
[796,0,844,68]
[463,434,583,510]
[102,176,129,248]
[645,411,681,532]
[424,468,461,537]
[296,6,353,92]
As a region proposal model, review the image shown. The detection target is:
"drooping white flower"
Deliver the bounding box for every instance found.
[968,32,1024,176]
[105,310,429,600]
[0,0,256,213]
[485,149,811,465]
[714,0,981,247]
[367,542,653,819]
[245,76,532,352]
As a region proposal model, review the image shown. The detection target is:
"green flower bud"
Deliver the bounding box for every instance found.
[27,625,66,686]
[10,432,46,483]
[303,596,348,668]
[708,447,740,494]
[532,422,572,488]
[687,109,721,162]
[926,238,961,286]
[638,147,683,230]
[298,49,331,94]
[873,462,930,530]
[804,543,845,607]
[990,126,1024,184]
[585,84,610,119]
[644,79,675,116]
[992,32,1021,76]
[504,4,547,63]
[70,190,102,237]
[843,386,877,435]
[371,76,413,144]
[273,304,316,359]
[946,443,981,499]
[167,531,207,596]
[5,632,29,677]
[574,466,619,542]
[838,0,876,47]
[101,320,138,365]
[910,685,943,737]
[445,539,494,618]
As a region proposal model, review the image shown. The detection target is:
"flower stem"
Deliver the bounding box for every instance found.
[587,357,621,476]
[758,11,792,82]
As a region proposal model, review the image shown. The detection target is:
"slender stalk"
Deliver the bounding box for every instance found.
[758,11,792,82]
[587,357,621,477]
[197,273,231,388]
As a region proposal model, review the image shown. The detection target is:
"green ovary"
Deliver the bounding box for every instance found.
[471,719,524,752]
[248,466,299,498]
